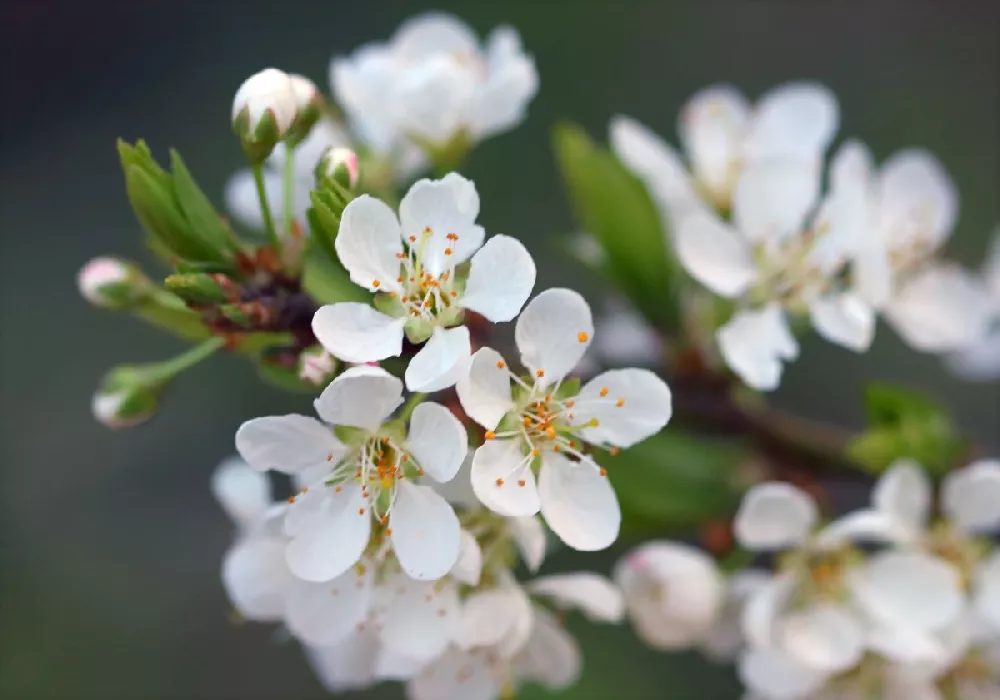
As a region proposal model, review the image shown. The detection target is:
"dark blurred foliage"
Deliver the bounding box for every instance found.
[0,1,996,698]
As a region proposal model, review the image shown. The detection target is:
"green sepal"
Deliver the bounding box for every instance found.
[409,129,472,176]
[168,150,238,260]
[554,377,581,401]
[164,273,231,305]
[334,425,369,446]
[302,244,369,305]
[552,122,680,332]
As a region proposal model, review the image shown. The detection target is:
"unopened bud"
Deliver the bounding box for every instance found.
[78,257,150,310]
[232,68,298,162]
[285,74,324,146]
[299,348,338,386]
[92,367,161,429]
[164,273,234,305]
[318,147,360,190]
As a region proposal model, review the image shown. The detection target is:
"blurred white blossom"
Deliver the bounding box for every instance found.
[946,227,1000,380]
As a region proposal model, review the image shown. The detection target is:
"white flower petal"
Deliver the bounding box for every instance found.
[508,516,546,573]
[734,482,817,551]
[285,567,372,646]
[312,302,406,363]
[393,57,476,144]
[733,159,820,243]
[331,46,398,153]
[472,27,538,139]
[812,510,907,549]
[878,149,957,253]
[848,551,963,632]
[460,234,536,322]
[538,452,620,552]
[743,82,839,163]
[809,292,875,352]
[451,529,482,586]
[399,174,485,276]
[945,329,1000,381]
[408,648,499,700]
[390,480,461,581]
[405,401,468,483]
[609,115,700,223]
[235,414,343,474]
[305,628,380,693]
[738,648,830,700]
[455,585,529,651]
[779,604,865,673]
[676,210,758,297]
[514,607,581,690]
[867,621,946,666]
[285,484,371,582]
[404,325,472,393]
[380,576,459,663]
[433,454,478,508]
[391,12,479,61]
[974,551,1000,633]
[515,288,594,387]
[334,195,404,293]
[873,458,931,532]
[222,535,294,621]
[455,347,515,430]
[678,84,749,203]
[529,573,624,623]
[574,368,673,448]
[742,574,796,649]
[470,439,539,517]
[717,306,799,392]
[313,364,404,431]
[211,456,272,527]
[887,264,994,352]
[942,459,1000,533]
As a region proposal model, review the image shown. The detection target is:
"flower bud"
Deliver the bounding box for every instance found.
[77,257,150,310]
[164,272,234,305]
[285,74,324,146]
[317,147,360,190]
[298,348,338,386]
[232,68,298,163]
[92,367,161,429]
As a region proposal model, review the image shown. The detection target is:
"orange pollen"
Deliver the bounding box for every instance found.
[531,449,540,457]
[335,485,343,492]
[523,416,532,427]
[497,361,506,369]
[372,279,381,288]
[599,468,608,477]
[385,528,392,536]
[450,290,457,297]
[517,480,526,487]
[536,369,545,378]
[423,300,432,307]
[299,487,308,494]
[401,455,409,462]
[401,296,409,303]
[600,387,609,397]
[396,252,406,259]
[446,233,458,240]
[495,478,504,486]
[444,248,453,255]
[326,454,333,461]
[416,468,424,476]
[610,447,620,456]
[577,331,589,343]
[380,515,389,525]
[423,226,431,234]
[485,431,496,440]
[565,399,575,408]
[358,507,366,515]
[545,426,556,439]
[545,394,552,402]
[409,235,417,242]
[287,496,296,504]
[616,398,625,407]
[553,445,561,452]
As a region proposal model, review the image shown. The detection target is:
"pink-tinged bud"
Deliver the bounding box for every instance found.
[232,68,298,161]
[77,257,149,310]
[299,348,338,386]
[319,147,360,189]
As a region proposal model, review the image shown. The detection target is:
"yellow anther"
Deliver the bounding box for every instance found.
[588,418,600,427]
[565,399,575,408]
[485,431,496,440]
[536,369,545,378]
[616,398,625,407]
[545,426,556,439]
[358,507,366,515]
[577,331,589,343]
[517,479,526,487]
[495,478,504,486]
[600,387,609,397]
[381,476,393,489]
[372,279,381,288]
[599,468,608,477]
[496,361,506,369]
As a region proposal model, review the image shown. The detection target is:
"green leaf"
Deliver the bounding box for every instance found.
[848,382,965,475]
[169,150,237,263]
[552,122,679,331]
[595,428,745,535]
[302,247,369,305]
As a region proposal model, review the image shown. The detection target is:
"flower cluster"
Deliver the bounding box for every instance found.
[613,83,997,390]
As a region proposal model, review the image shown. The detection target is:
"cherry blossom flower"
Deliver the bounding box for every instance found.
[456,288,672,550]
[610,82,839,228]
[843,144,994,352]
[332,13,538,160]
[312,173,535,392]
[235,365,468,582]
[614,541,726,651]
[946,227,1000,380]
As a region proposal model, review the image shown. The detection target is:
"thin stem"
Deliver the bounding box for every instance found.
[251,163,281,252]
[397,392,426,423]
[282,145,296,236]
[145,336,226,384]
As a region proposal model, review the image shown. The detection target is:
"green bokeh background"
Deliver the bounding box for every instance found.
[1,1,997,698]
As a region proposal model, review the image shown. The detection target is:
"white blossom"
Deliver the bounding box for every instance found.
[610,82,839,228]
[231,68,298,137]
[946,226,1000,380]
[332,13,538,160]
[614,541,726,650]
[312,173,536,392]
[456,288,672,551]
[235,366,468,582]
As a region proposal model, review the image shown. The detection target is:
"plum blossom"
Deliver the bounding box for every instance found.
[675,152,875,390]
[235,365,468,582]
[456,288,672,551]
[614,541,726,651]
[946,227,1000,380]
[843,145,994,353]
[312,173,535,392]
[332,12,538,160]
[610,82,839,228]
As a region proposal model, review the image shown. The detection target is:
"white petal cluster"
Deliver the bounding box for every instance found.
[946,227,1000,380]
[612,82,994,390]
[727,460,1000,700]
[332,12,538,157]
[312,173,536,393]
[457,288,673,551]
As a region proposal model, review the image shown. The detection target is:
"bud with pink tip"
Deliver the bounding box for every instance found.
[78,256,150,310]
[317,147,360,190]
[232,68,298,162]
[298,348,338,386]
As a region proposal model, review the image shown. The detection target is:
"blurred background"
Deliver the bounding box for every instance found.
[1,1,997,698]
